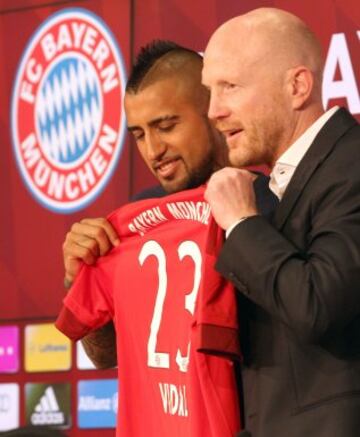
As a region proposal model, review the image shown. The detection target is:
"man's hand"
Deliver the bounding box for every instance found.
[205,167,259,230]
[62,218,120,285]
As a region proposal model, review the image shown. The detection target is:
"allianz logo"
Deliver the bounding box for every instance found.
[0,346,14,357]
[31,387,65,425]
[79,393,118,414]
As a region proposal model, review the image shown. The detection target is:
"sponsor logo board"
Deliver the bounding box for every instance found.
[0,326,19,373]
[78,379,117,428]
[25,323,71,372]
[76,341,96,370]
[0,384,19,431]
[25,382,71,427]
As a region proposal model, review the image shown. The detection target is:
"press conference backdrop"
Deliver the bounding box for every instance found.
[0,0,359,434]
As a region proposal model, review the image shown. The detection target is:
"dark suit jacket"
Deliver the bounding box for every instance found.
[217,108,360,437]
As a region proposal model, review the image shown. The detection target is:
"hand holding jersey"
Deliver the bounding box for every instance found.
[63,218,120,285]
[57,187,241,437]
[205,168,258,231]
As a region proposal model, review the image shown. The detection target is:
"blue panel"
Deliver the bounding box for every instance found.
[77,379,118,429]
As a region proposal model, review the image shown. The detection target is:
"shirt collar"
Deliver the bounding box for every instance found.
[269,106,339,200]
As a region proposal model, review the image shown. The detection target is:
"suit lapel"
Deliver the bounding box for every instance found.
[273,108,358,229]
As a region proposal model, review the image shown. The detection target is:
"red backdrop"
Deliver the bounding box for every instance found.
[0,0,359,435]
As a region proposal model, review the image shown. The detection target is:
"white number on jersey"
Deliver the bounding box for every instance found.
[139,240,202,372]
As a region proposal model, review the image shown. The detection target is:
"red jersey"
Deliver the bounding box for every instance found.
[56,186,241,437]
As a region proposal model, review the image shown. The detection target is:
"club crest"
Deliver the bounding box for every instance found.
[11,8,127,213]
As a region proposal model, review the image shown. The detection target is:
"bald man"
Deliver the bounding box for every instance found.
[203,8,360,437]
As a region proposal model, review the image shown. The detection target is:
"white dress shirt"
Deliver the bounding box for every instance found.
[269,106,339,200]
[226,106,339,238]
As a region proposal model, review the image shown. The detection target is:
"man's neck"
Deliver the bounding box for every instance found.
[270,105,325,169]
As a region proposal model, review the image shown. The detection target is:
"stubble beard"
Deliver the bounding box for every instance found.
[159,150,216,194]
[183,125,226,190]
[185,149,217,190]
[228,115,285,168]
[166,124,223,193]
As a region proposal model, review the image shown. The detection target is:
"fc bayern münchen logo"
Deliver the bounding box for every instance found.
[11,8,127,213]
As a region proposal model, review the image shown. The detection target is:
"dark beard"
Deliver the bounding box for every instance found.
[184,150,217,190]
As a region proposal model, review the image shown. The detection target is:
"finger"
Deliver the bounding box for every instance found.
[74,236,101,258]
[63,231,99,260]
[240,169,258,182]
[81,218,120,247]
[63,240,98,265]
[70,221,116,256]
[63,243,96,286]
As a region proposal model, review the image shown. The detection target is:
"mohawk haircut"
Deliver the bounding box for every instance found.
[126,40,202,93]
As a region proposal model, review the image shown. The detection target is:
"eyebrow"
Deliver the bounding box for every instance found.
[127,115,180,132]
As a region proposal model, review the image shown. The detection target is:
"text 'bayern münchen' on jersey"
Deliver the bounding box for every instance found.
[56,185,241,437]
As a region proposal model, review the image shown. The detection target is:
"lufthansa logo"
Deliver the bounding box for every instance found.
[11,8,127,213]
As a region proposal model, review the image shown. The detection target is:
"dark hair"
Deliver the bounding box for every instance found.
[126,39,201,93]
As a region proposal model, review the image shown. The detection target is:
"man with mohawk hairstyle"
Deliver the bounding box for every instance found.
[62,40,229,366]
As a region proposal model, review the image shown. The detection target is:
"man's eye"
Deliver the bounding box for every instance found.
[224,83,237,91]
[132,132,144,141]
[158,123,175,132]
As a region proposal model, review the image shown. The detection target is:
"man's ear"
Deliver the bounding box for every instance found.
[286,66,314,110]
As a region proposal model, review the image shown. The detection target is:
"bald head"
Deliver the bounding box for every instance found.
[202,8,325,168]
[206,8,323,93]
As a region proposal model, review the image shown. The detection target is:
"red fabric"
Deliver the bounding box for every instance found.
[55,306,91,341]
[195,217,241,359]
[56,186,241,436]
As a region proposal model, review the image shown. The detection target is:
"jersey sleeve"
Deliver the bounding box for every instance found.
[194,218,241,361]
[55,263,113,341]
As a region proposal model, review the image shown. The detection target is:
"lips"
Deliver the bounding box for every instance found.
[221,128,243,147]
[223,128,242,138]
[154,158,181,178]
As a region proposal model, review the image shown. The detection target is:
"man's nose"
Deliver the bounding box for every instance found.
[207,92,229,121]
[145,132,167,160]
